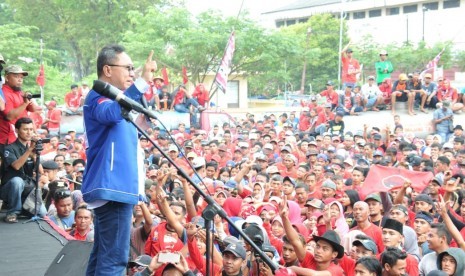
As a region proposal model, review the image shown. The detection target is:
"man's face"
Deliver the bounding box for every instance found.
[270,180,282,194]
[304,175,316,190]
[16,123,34,142]
[321,187,335,199]
[354,245,374,261]
[385,259,407,276]
[295,188,308,204]
[5,73,24,89]
[413,218,430,235]
[170,205,185,224]
[222,252,243,275]
[352,170,364,184]
[210,143,218,153]
[441,255,457,276]
[75,209,92,232]
[54,156,65,169]
[44,169,58,181]
[366,200,382,216]
[414,201,432,212]
[283,156,295,169]
[74,163,84,173]
[313,165,323,178]
[314,240,337,263]
[353,204,369,223]
[105,52,135,91]
[282,242,298,264]
[389,208,407,224]
[206,166,216,178]
[382,228,402,247]
[427,228,443,251]
[56,197,73,218]
[282,181,294,195]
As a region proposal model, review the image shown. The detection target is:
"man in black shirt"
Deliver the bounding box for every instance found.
[0,117,45,223]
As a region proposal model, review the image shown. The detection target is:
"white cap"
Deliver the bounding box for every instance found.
[168,144,178,152]
[264,143,274,150]
[192,157,206,169]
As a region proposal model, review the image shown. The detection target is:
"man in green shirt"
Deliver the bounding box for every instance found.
[375,50,394,85]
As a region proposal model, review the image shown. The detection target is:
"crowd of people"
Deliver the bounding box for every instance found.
[1,44,465,276]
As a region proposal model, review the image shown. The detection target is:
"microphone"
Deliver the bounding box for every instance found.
[92,80,158,119]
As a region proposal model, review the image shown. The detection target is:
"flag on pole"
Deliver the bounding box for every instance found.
[215,32,235,93]
[161,66,169,85]
[36,64,45,87]
[420,49,444,78]
[182,66,188,85]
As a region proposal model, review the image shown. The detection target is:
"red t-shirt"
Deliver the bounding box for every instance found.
[320,90,339,105]
[341,56,360,83]
[192,89,209,107]
[300,251,344,276]
[0,85,35,144]
[64,92,82,108]
[47,109,62,129]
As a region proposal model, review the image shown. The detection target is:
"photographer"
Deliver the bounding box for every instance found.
[0,65,41,153]
[0,117,46,223]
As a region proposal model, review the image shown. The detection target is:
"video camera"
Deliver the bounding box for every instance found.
[25,93,41,100]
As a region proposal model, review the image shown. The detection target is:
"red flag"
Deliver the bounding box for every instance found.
[36,64,45,87]
[182,66,188,84]
[215,32,235,93]
[161,67,169,85]
[360,165,433,199]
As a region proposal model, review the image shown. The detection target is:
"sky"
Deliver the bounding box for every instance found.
[184,0,283,19]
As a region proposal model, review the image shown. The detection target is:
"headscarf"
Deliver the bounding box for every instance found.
[287,200,302,224]
[328,200,350,240]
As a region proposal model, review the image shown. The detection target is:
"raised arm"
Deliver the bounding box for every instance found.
[180,172,197,219]
[437,194,465,250]
[155,173,184,237]
[139,201,154,235]
[279,196,306,261]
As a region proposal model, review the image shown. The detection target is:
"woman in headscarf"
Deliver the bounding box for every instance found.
[325,200,350,240]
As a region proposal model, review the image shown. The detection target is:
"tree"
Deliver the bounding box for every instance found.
[9,0,162,80]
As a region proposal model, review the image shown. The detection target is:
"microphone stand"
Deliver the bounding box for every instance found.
[24,140,44,224]
[120,107,278,273]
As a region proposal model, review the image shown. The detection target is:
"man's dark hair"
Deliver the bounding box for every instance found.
[421,158,434,168]
[208,140,219,146]
[257,172,270,182]
[73,159,86,167]
[15,117,33,129]
[295,184,309,192]
[380,247,407,268]
[205,162,218,171]
[54,154,65,161]
[97,44,126,78]
[76,205,94,218]
[431,142,441,149]
[431,223,452,244]
[353,166,367,177]
[283,234,305,246]
[437,156,450,166]
[169,201,186,216]
[356,257,382,276]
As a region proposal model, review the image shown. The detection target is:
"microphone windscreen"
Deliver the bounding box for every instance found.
[92,80,109,96]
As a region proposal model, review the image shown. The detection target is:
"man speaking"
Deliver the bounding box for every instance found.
[82,45,157,275]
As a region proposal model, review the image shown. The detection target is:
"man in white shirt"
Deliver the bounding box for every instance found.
[361,76,383,111]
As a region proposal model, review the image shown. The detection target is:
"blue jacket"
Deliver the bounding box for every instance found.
[82,81,144,204]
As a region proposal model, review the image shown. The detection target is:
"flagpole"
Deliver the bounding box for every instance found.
[209,31,235,102]
[39,38,44,109]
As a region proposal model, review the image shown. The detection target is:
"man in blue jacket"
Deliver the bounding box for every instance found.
[82,44,157,275]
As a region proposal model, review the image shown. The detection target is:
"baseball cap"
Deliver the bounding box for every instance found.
[379,50,388,56]
[184,140,194,148]
[326,81,334,86]
[264,143,274,150]
[352,239,378,254]
[346,48,353,53]
[192,157,206,169]
[186,152,197,159]
[42,160,59,170]
[399,74,408,81]
[281,146,292,153]
[58,144,68,150]
[305,199,325,209]
[128,255,152,268]
[373,134,382,140]
[64,159,74,165]
[368,75,375,80]
[223,242,247,260]
[373,150,383,157]
[415,194,433,205]
[390,204,408,216]
[415,211,434,224]
[168,144,178,152]
[322,179,336,190]
[5,65,28,76]
[283,176,296,187]
[364,193,381,203]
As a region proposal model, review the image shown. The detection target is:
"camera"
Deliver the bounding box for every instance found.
[33,138,51,144]
[25,93,41,100]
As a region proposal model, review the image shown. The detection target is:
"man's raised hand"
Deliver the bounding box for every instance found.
[142,50,157,83]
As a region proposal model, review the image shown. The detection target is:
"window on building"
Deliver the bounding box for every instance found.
[298,18,309,23]
[286,19,296,26]
[353,11,366,19]
[387,7,400,15]
[369,9,382,17]
[423,2,438,10]
[443,0,460,9]
[403,4,418,13]
[275,20,285,28]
